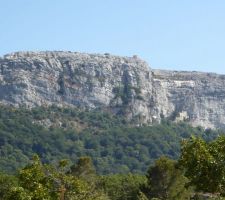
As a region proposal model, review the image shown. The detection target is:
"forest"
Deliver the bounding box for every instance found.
[0,105,221,174]
[0,105,225,199]
[1,136,225,199]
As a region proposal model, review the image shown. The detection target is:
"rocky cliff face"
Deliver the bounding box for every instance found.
[0,51,225,129]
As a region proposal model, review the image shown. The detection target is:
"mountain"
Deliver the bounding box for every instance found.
[1,51,225,129]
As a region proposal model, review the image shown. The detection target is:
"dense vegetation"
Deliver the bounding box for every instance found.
[0,105,222,174]
[2,135,225,199]
[0,105,225,199]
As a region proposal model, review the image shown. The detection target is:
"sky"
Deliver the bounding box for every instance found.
[0,0,225,74]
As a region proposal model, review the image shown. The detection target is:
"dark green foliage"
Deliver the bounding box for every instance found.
[112,85,131,105]
[99,174,147,200]
[0,172,18,199]
[2,136,225,199]
[179,136,225,195]
[58,75,66,95]
[142,157,192,200]
[0,105,221,174]
[70,157,96,182]
[113,84,143,106]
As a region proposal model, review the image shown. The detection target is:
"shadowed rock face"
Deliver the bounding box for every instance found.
[1,51,225,129]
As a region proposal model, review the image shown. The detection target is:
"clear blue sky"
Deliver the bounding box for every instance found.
[0,0,225,74]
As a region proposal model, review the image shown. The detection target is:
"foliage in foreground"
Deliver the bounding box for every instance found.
[0,155,190,200]
[1,156,108,200]
[142,156,192,200]
[138,136,225,199]
[3,135,225,200]
[179,136,225,195]
[0,155,146,200]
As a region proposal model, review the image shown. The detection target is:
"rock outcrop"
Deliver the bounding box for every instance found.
[0,51,225,129]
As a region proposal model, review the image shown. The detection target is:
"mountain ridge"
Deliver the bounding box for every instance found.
[1,51,225,129]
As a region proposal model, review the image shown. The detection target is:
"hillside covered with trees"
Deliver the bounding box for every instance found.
[0,105,222,174]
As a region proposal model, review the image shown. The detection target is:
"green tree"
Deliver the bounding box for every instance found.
[5,155,108,200]
[0,173,18,200]
[179,136,225,196]
[70,157,96,180]
[142,156,192,200]
[137,191,149,200]
[5,187,31,200]
[99,174,146,200]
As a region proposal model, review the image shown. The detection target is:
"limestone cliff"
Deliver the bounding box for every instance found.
[0,51,225,129]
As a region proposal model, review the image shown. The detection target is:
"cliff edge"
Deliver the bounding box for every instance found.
[1,51,225,129]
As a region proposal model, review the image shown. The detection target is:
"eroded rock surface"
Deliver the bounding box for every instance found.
[1,51,225,129]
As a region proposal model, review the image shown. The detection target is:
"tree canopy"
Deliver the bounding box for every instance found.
[0,105,220,174]
[179,136,225,195]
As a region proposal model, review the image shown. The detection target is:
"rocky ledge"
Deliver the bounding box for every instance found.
[0,51,225,129]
